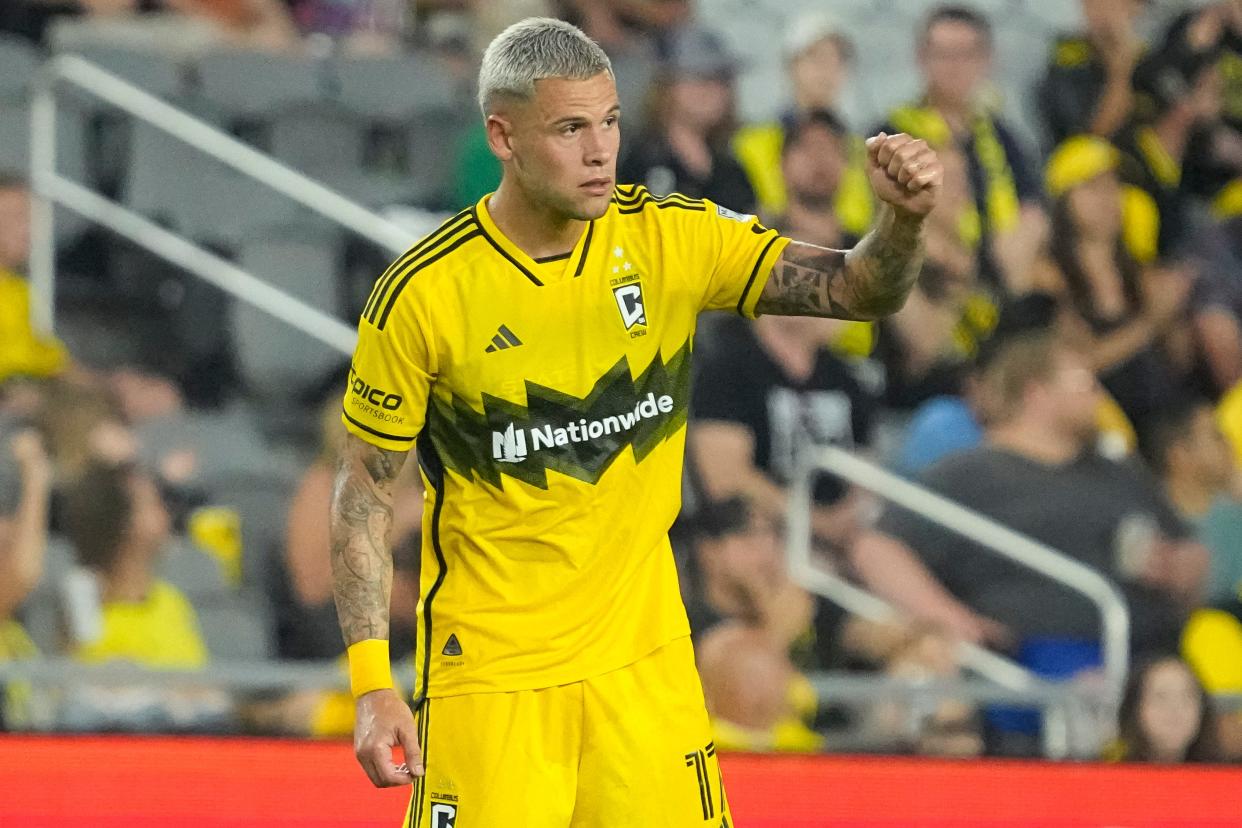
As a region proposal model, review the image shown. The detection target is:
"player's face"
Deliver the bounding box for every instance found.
[920,21,991,107]
[495,73,621,221]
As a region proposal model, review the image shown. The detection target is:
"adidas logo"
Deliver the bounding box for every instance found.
[485,325,523,353]
[441,633,463,657]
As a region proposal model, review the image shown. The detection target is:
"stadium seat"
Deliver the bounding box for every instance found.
[58,44,186,104]
[0,36,41,98]
[196,596,275,660]
[230,234,348,400]
[196,50,325,122]
[329,53,459,122]
[266,103,368,174]
[19,537,77,655]
[122,119,311,246]
[158,538,228,601]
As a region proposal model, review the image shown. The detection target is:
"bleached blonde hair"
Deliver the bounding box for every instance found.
[477,17,613,115]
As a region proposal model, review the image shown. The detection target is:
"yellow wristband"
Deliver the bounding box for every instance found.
[347,639,393,698]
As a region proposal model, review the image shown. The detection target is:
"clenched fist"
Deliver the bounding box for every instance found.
[864,132,943,219]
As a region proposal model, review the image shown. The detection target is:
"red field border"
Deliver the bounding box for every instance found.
[0,735,1239,827]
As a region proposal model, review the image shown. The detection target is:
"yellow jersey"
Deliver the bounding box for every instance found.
[74,580,208,670]
[343,186,790,700]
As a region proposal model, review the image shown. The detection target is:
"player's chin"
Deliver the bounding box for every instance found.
[570,191,614,221]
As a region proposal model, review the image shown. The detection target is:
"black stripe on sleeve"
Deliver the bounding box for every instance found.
[413,415,447,709]
[342,408,416,443]
[735,233,781,316]
[364,209,473,320]
[375,229,482,330]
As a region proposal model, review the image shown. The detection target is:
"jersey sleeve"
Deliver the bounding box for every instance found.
[693,199,791,318]
[341,296,434,453]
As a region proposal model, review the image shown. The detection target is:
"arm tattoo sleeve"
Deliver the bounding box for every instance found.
[756,204,925,320]
[330,434,409,645]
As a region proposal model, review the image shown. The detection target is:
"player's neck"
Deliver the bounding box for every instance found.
[488,180,586,260]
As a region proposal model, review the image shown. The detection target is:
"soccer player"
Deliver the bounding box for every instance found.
[333,17,941,827]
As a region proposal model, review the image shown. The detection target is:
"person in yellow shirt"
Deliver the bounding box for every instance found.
[62,461,207,670]
[332,17,943,827]
[0,430,52,731]
[0,176,68,385]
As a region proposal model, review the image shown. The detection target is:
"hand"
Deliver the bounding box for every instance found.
[1143,266,1193,329]
[865,133,943,219]
[9,429,52,489]
[353,689,422,788]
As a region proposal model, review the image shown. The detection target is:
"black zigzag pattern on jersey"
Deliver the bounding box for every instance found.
[426,339,693,490]
[364,210,481,329]
[612,184,706,214]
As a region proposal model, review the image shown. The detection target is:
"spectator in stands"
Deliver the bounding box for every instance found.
[765,109,862,249]
[733,15,872,231]
[1181,591,1242,759]
[688,310,875,553]
[874,259,995,413]
[62,460,207,668]
[684,497,822,753]
[1138,2,1242,203]
[880,5,1047,296]
[1038,0,1146,146]
[1121,33,1224,257]
[1109,655,1222,763]
[1142,400,1242,606]
[619,25,755,212]
[1185,191,1242,393]
[853,332,1208,658]
[0,177,68,387]
[282,395,421,659]
[561,0,691,52]
[0,430,52,731]
[1032,136,1195,432]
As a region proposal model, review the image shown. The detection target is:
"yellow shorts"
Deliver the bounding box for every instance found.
[402,635,731,828]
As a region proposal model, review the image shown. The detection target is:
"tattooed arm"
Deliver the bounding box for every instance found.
[756,132,943,321]
[330,433,408,645]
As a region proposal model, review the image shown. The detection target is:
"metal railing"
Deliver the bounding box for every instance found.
[28,54,418,350]
[789,445,1131,701]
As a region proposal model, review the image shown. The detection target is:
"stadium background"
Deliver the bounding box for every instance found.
[3,0,1242,824]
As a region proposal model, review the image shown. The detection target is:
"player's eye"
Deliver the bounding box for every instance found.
[561,123,581,135]
[603,116,618,128]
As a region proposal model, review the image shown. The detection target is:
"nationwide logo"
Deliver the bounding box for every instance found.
[492,391,674,463]
[426,341,692,489]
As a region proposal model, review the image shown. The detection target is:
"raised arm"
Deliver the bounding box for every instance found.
[330,432,422,787]
[756,133,941,321]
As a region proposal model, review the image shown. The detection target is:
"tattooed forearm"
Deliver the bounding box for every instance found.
[330,434,408,645]
[756,204,925,320]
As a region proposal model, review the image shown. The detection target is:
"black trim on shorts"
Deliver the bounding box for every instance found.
[735,234,780,316]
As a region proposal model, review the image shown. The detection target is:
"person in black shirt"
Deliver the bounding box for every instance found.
[689,313,875,551]
[1037,0,1147,146]
[618,25,756,213]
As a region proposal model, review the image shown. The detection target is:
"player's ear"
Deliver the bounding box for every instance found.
[485,114,516,162]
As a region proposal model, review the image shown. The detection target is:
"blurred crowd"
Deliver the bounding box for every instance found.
[4,0,1242,764]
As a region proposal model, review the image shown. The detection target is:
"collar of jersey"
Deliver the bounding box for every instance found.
[474,194,596,286]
